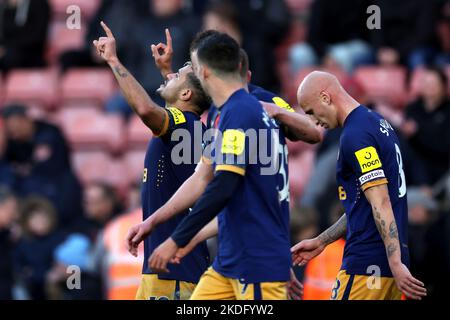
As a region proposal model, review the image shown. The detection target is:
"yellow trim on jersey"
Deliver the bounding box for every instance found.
[355,146,382,173]
[216,164,245,176]
[361,178,388,192]
[153,109,169,137]
[167,107,186,125]
[272,97,294,112]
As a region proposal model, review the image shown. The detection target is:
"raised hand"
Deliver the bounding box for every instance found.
[150,28,174,78]
[93,21,118,64]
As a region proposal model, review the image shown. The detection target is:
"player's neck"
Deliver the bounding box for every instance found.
[208,78,245,108]
[171,101,198,115]
[337,96,360,127]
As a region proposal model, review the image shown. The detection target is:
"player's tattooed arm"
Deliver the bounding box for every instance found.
[261,102,322,143]
[93,21,167,135]
[364,184,401,263]
[318,213,347,246]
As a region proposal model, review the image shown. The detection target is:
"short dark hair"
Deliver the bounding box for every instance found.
[185,72,211,112]
[196,32,240,76]
[189,29,221,53]
[239,48,249,79]
[1,104,28,119]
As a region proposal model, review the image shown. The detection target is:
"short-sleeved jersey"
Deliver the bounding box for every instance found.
[205,89,291,284]
[337,105,409,277]
[141,107,209,283]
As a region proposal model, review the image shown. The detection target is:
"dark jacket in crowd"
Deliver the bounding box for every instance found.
[14,231,66,300]
[0,229,13,299]
[404,98,450,185]
[370,0,440,64]
[0,0,50,71]
[306,0,370,58]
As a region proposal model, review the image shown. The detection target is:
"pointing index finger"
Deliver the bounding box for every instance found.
[101,21,114,38]
[165,28,172,49]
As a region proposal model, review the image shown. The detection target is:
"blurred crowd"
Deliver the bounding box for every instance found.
[0,0,449,300]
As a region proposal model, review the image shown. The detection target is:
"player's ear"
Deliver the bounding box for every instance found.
[319,90,331,105]
[247,70,252,83]
[180,88,192,101]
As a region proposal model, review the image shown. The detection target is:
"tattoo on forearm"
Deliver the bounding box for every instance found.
[389,221,399,239]
[373,205,400,259]
[318,214,347,245]
[114,66,128,78]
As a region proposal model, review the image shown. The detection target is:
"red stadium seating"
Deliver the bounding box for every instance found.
[127,115,152,149]
[288,150,315,200]
[4,69,58,110]
[57,107,125,154]
[285,0,314,14]
[49,0,101,20]
[125,149,146,185]
[72,151,131,196]
[60,68,116,108]
[354,66,407,108]
[47,21,86,64]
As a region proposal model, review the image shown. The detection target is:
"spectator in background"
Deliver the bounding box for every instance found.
[406,188,439,292]
[289,0,372,74]
[75,181,121,242]
[370,0,440,69]
[0,187,19,300]
[203,0,290,92]
[105,0,201,117]
[59,0,139,73]
[0,0,50,72]
[46,233,103,300]
[1,104,83,226]
[400,67,450,187]
[14,196,66,300]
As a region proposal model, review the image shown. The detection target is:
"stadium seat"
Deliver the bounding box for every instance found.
[47,21,86,64]
[57,107,125,154]
[124,149,146,185]
[288,150,315,200]
[49,0,101,20]
[285,0,314,14]
[127,115,152,149]
[4,69,58,110]
[354,66,407,108]
[60,68,116,108]
[72,151,130,197]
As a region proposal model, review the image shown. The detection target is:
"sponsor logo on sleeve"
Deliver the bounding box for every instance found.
[221,129,245,155]
[272,97,294,112]
[355,146,382,173]
[359,169,385,185]
[167,107,186,125]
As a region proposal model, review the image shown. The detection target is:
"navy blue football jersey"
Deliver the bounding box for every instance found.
[141,107,209,283]
[337,105,409,277]
[205,89,291,284]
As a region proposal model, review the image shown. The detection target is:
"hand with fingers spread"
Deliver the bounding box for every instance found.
[92,21,118,65]
[148,237,178,273]
[150,28,174,79]
[390,263,427,300]
[287,268,304,300]
[125,220,154,257]
[291,237,325,267]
